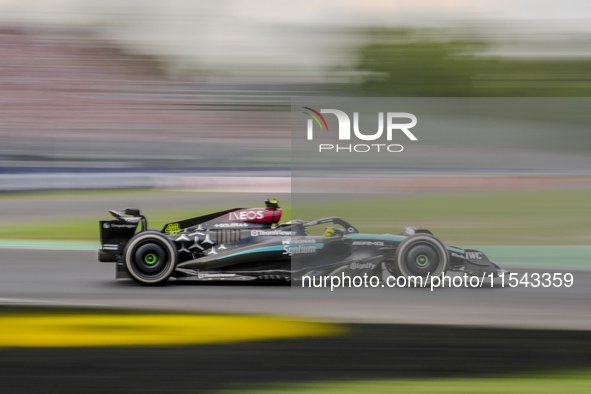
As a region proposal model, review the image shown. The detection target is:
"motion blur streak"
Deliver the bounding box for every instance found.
[0,313,340,347]
[1,2,591,393]
[0,25,291,170]
[1,3,591,175]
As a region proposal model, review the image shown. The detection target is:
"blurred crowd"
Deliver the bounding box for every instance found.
[1,1,591,171]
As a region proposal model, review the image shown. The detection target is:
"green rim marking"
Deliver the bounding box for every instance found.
[416,254,429,267]
[144,253,158,265]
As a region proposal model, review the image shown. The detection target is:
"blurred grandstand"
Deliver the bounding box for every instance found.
[0,26,306,190]
[2,10,591,191]
[0,26,311,166]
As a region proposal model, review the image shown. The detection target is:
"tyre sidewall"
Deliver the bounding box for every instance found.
[124,231,178,285]
[394,234,448,284]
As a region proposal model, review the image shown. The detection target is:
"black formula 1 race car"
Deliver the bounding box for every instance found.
[98,199,506,286]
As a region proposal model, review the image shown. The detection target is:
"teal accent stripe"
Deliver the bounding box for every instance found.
[218,245,286,259]
[345,234,407,242]
[447,246,464,253]
[219,243,325,260]
[346,234,464,254]
[289,243,325,249]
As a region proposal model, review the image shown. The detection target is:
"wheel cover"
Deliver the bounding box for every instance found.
[395,236,448,282]
[126,238,176,283]
[402,244,439,276]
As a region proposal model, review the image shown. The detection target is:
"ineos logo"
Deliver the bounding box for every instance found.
[229,210,264,221]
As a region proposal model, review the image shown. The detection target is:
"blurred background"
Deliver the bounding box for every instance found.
[1,0,591,186]
[2,1,591,393]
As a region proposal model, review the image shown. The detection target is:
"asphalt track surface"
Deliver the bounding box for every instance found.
[2,249,591,393]
[3,318,591,394]
[4,190,589,331]
[1,248,590,331]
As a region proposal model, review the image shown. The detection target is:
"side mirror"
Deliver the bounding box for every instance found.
[123,208,141,216]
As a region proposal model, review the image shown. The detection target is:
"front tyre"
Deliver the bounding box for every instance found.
[389,234,448,285]
[124,232,178,285]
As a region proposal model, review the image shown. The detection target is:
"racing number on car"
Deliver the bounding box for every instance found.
[165,223,181,235]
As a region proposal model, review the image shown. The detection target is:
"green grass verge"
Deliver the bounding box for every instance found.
[0,189,168,200]
[221,371,591,394]
[0,204,292,241]
[1,189,590,245]
[294,189,591,245]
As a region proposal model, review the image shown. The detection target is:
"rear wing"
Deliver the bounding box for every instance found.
[100,220,138,254]
[99,208,145,258]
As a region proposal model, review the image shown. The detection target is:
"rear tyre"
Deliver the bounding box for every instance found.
[124,232,178,285]
[387,234,448,285]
